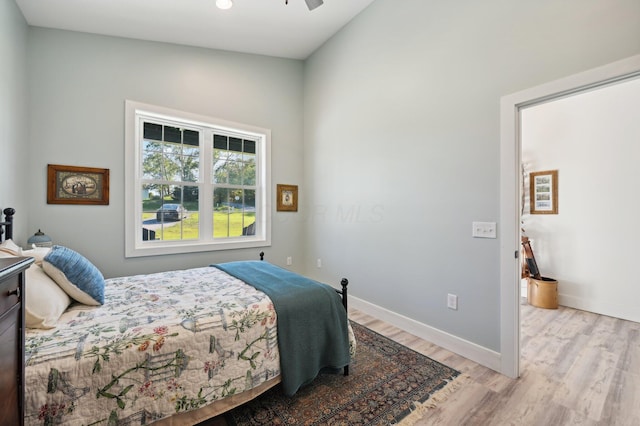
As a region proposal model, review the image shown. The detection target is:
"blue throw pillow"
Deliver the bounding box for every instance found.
[42,245,105,305]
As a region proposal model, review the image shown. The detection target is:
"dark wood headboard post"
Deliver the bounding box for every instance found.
[1,208,15,241]
[259,251,264,261]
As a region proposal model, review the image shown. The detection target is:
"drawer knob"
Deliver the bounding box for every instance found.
[8,287,20,298]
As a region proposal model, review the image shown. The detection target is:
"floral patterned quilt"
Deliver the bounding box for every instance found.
[24,266,285,425]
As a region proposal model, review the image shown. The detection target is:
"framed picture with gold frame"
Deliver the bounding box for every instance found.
[276,184,298,212]
[529,170,558,214]
[47,164,110,205]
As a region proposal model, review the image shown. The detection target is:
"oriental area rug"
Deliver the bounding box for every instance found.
[207,321,462,426]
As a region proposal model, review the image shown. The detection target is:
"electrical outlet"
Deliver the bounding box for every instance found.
[317,258,322,268]
[447,294,458,310]
[286,256,292,266]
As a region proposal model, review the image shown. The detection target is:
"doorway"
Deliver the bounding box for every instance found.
[521,77,640,320]
[499,54,640,378]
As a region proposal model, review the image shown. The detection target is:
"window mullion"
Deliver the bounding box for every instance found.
[201,129,214,241]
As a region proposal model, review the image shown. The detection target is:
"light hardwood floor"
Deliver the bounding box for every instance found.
[349,301,640,425]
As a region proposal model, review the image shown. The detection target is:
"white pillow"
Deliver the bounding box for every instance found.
[21,246,52,266]
[25,264,71,329]
[0,239,21,255]
[0,248,18,258]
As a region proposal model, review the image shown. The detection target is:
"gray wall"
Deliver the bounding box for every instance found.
[26,29,306,278]
[303,0,640,351]
[0,0,29,239]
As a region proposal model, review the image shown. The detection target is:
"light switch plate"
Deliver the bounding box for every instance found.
[472,221,497,238]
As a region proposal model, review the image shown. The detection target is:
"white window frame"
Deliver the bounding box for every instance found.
[125,100,271,257]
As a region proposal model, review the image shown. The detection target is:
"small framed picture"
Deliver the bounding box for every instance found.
[276,184,298,212]
[47,164,110,205]
[529,170,558,214]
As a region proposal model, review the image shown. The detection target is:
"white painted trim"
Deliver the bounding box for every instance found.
[350,296,502,372]
[499,54,640,379]
[499,91,522,378]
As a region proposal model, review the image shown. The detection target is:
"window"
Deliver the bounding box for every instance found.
[125,101,271,257]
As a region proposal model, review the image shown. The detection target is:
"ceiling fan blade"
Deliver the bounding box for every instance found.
[304,0,324,11]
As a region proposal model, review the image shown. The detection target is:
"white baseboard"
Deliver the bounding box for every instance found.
[559,293,640,324]
[349,296,502,373]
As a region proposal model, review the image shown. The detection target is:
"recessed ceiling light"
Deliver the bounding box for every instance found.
[216,0,233,10]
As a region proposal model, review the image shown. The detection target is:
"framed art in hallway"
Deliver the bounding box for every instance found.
[47,164,110,205]
[529,170,558,214]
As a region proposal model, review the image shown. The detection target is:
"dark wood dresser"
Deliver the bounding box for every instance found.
[0,257,34,426]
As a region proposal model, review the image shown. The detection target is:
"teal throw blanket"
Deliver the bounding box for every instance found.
[213,261,350,396]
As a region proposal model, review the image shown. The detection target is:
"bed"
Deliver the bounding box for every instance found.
[0,208,354,426]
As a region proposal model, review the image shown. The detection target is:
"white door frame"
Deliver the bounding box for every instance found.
[499,54,640,378]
